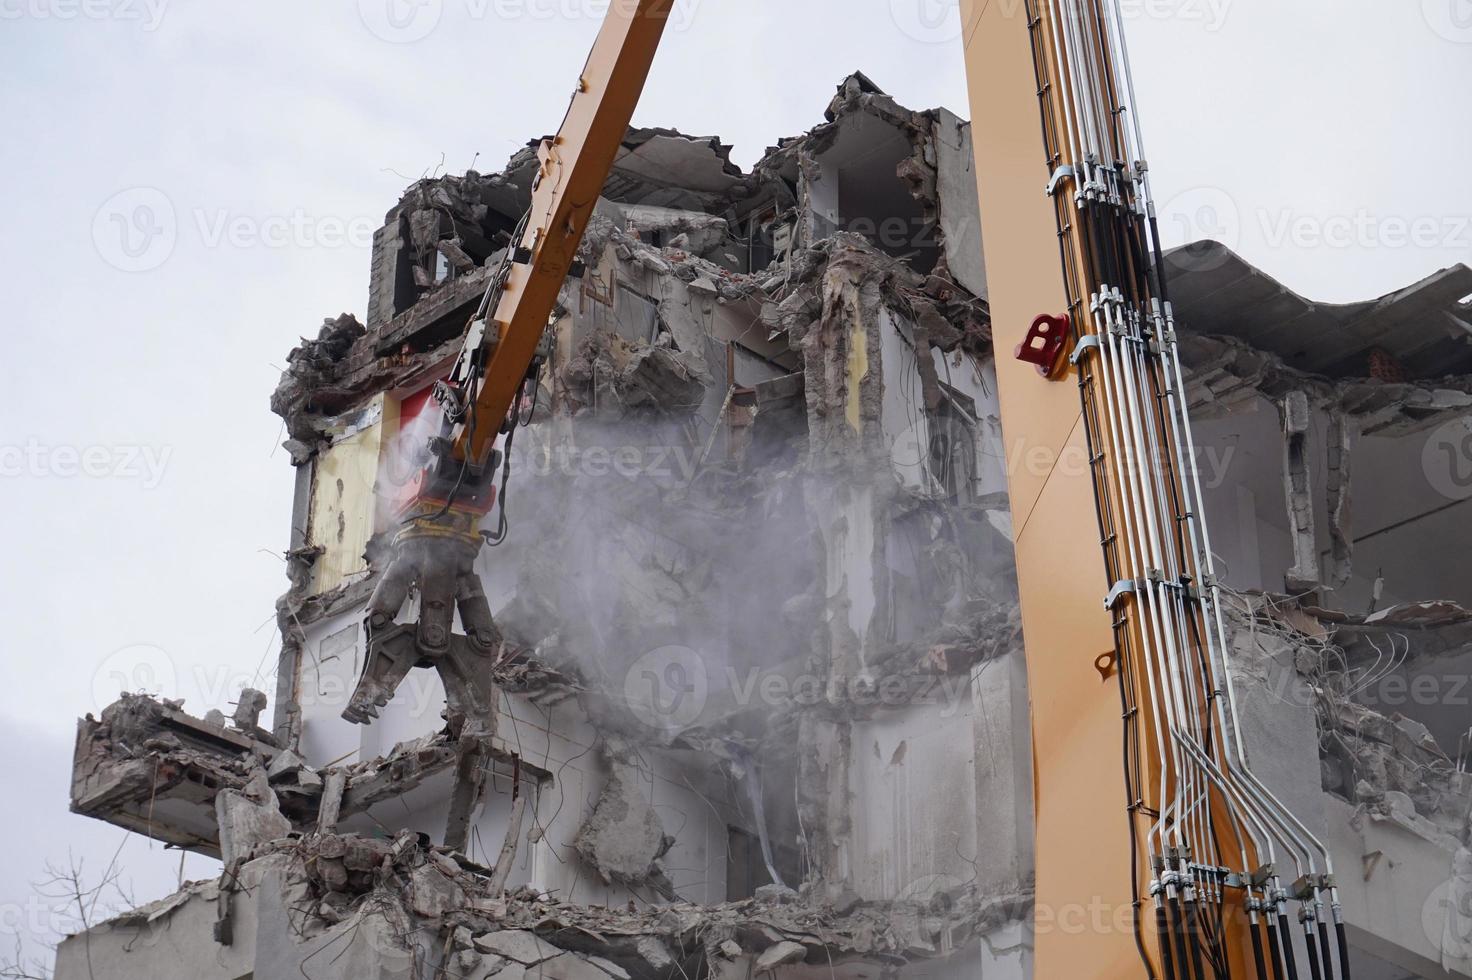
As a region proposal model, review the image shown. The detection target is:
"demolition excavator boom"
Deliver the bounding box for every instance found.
[343,3,1354,978]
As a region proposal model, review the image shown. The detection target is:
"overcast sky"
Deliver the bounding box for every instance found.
[2,0,1469,970]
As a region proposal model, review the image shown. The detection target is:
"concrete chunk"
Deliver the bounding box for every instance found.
[473,930,561,965]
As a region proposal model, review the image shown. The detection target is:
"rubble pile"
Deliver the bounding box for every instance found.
[1227,595,1472,848]
[209,830,1032,980]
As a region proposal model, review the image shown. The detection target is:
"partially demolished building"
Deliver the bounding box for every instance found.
[63,75,1472,980]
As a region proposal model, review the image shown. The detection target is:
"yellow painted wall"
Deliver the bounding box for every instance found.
[307,394,402,594]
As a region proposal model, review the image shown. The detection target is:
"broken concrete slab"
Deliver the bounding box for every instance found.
[754,940,808,973]
[473,930,562,965]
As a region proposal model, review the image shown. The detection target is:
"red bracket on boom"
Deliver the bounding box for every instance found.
[1015,313,1070,378]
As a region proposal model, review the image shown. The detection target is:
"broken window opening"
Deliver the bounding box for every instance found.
[930,388,980,505]
[810,113,941,273]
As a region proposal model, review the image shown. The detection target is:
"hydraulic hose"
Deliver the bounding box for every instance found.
[1317,917,1337,980]
[1277,911,1301,980]
[1169,892,1196,980]
[1183,895,1210,980]
[1264,913,1288,980]
[1335,920,1353,980]
[1249,915,1270,980]
[1159,903,1181,980]
[1303,921,1324,980]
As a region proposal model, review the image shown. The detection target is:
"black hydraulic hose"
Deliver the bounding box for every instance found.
[1249,916,1270,980]
[1316,918,1337,980]
[1303,921,1324,980]
[1335,920,1352,980]
[1183,897,1210,980]
[1264,914,1288,980]
[1277,912,1300,980]
[1168,892,1201,980]
[1159,904,1181,980]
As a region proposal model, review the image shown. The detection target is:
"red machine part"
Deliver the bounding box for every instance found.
[1014,313,1071,377]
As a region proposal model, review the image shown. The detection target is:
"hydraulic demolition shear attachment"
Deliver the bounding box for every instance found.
[341,330,553,726]
[341,500,503,724]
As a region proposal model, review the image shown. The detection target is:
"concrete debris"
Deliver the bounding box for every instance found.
[71,827,1033,980]
[473,930,561,964]
[408,862,467,918]
[216,765,292,865]
[270,313,368,458]
[71,693,514,856]
[574,744,677,897]
[753,940,807,972]
[1234,597,1472,846]
[1165,240,1472,380]
[1180,332,1472,436]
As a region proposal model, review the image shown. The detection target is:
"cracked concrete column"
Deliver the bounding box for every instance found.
[1325,410,1356,589]
[1280,391,1321,594]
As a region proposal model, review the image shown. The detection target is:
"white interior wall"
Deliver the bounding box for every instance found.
[295,602,744,907]
[848,697,981,903]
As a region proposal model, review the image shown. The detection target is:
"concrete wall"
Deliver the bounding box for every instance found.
[1327,796,1472,979]
[296,605,744,907]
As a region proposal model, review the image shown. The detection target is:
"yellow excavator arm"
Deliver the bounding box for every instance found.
[343,4,1351,979]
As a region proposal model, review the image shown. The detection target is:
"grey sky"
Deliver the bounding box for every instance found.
[2,0,1468,970]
